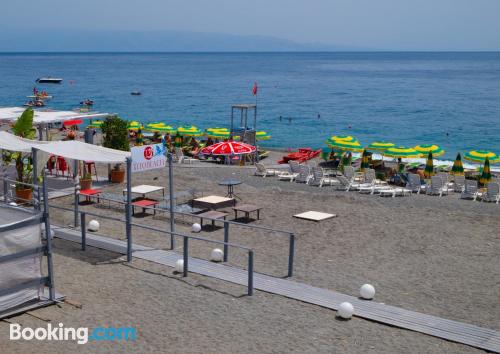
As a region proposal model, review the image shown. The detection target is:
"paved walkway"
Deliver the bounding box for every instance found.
[54,227,500,353]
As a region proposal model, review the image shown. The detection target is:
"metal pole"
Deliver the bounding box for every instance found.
[42,171,55,301]
[125,157,132,262]
[80,213,86,251]
[3,179,7,204]
[73,160,79,227]
[183,236,188,277]
[168,153,176,249]
[288,233,295,278]
[248,250,254,296]
[223,222,229,262]
[32,148,39,210]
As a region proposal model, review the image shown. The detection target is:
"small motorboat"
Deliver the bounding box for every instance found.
[131,91,141,96]
[80,99,94,106]
[24,100,45,107]
[36,77,63,84]
[278,148,322,164]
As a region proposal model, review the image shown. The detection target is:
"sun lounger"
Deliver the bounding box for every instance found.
[379,186,412,197]
[295,165,312,184]
[175,147,197,164]
[452,175,466,193]
[406,173,424,194]
[461,180,479,201]
[254,163,281,177]
[308,167,339,187]
[426,176,448,197]
[481,182,500,204]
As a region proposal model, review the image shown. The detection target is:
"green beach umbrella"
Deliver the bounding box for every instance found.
[177,125,202,137]
[366,141,395,152]
[206,127,229,133]
[145,123,176,133]
[360,149,370,172]
[205,130,231,139]
[414,144,445,157]
[326,138,363,152]
[256,131,272,141]
[464,150,500,164]
[450,153,464,175]
[330,135,356,142]
[479,157,492,185]
[384,146,421,159]
[174,132,183,147]
[424,151,434,178]
[127,120,142,131]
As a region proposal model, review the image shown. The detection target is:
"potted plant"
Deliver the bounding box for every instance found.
[80,168,93,190]
[2,109,36,202]
[101,116,129,183]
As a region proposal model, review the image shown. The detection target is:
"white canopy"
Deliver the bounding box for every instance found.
[0,131,130,163]
[0,107,109,125]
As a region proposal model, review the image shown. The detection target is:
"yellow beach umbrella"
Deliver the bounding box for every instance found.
[464,150,500,164]
[177,125,202,137]
[384,146,421,159]
[366,141,395,152]
[256,131,271,141]
[414,144,445,157]
[127,120,142,131]
[326,138,363,152]
[329,135,357,142]
[479,157,492,185]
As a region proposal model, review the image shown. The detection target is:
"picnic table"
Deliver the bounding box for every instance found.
[192,195,235,210]
[123,185,165,199]
[233,204,262,221]
[79,189,102,204]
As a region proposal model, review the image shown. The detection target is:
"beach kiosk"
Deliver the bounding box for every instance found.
[230,104,257,146]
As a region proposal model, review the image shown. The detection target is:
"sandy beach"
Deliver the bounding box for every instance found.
[1,150,499,353]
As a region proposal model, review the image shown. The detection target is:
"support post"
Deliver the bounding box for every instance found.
[32,148,40,210]
[223,222,229,262]
[42,172,55,301]
[248,250,254,296]
[3,179,7,204]
[125,157,132,262]
[73,160,79,227]
[288,233,295,278]
[80,213,86,251]
[183,236,188,277]
[168,153,176,249]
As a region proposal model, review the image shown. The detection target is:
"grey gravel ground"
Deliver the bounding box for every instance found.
[2,151,499,353]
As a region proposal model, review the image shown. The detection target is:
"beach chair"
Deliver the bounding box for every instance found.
[254,163,281,177]
[481,182,500,204]
[277,161,300,182]
[379,186,412,198]
[308,167,339,187]
[175,148,197,164]
[426,176,448,197]
[438,172,453,191]
[452,175,466,193]
[358,169,391,194]
[343,166,355,181]
[295,165,312,184]
[406,173,424,194]
[460,180,479,201]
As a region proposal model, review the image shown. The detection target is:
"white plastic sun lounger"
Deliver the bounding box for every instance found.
[461,180,479,201]
[308,167,339,187]
[254,163,281,177]
[481,182,500,204]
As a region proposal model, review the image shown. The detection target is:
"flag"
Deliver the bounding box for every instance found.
[252,82,258,96]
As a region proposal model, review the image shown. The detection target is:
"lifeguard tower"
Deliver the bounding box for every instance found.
[230,104,257,146]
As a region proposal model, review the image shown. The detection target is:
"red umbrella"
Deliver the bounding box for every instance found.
[201,141,256,156]
[63,119,83,126]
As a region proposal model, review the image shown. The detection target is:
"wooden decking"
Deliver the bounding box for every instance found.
[54,227,500,353]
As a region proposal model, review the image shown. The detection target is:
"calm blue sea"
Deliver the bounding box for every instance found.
[0,52,499,159]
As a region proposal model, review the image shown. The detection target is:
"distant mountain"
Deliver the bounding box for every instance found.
[0,29,364,52]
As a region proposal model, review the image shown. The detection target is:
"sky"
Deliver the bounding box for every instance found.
[1,0,499,51]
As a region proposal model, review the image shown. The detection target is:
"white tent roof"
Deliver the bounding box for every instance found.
[0,131,130,163]
[0,107,110,124]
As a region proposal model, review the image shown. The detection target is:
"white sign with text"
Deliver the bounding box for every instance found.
[131,144,166,173]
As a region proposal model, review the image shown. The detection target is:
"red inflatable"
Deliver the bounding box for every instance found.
[278,148,321,164]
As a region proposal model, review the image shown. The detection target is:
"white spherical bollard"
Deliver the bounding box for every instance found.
[175,259,184,273]
[337,302,354,319]
[192,223,202,233]
[210,248,224,262]
[87,219,100,232]
[9,202,18,207]
[360,284,376,300]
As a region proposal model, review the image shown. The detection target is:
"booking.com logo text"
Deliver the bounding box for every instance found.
[10,323,136,344]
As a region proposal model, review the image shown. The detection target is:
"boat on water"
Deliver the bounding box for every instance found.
[27,94,53,100]
[36,77,63,84]
[24,100,45,107]
[80,99,94,106]
[131,91,141,96]
[278,148,322,164]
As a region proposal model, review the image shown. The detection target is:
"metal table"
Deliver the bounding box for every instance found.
[218,179,242,199]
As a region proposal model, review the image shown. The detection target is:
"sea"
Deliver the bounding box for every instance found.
[0,52,499,160]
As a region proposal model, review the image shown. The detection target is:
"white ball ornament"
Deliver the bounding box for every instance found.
[175,259,184,273]
[360,284,375,300]
[87,220,100,232]
[8,202,18,207]
[210,248,224,262]
[337,302,354,319]
[192,223,202,233]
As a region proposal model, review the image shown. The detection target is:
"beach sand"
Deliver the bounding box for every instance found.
[1,151,499,353]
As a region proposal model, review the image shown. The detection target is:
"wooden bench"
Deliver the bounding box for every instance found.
[233,204,262,221]
[197,210,228,227]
